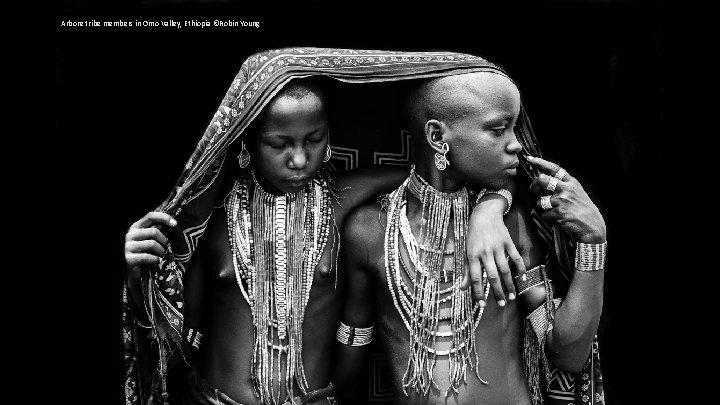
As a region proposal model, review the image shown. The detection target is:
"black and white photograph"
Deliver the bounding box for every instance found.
[56,1,663,404]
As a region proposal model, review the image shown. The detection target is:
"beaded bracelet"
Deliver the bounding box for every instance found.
[574,241,607,271]
[476,188,512,215]
[513,265,546,296]
[336,322,374,346]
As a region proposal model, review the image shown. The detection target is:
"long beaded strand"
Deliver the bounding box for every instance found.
[385,166,490,397]
[226,172,332,405]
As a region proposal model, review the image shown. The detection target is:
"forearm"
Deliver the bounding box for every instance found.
[333,293,375,389]
[546,270,604,372]
[333,332,372,390]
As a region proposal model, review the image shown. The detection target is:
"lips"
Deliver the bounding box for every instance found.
[285,176,310,186]
[507,161,520,170]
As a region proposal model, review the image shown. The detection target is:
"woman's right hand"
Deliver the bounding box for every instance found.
[124,212,176,274]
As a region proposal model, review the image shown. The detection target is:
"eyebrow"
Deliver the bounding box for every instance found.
[264,127,325,140]
[484,114,516,127]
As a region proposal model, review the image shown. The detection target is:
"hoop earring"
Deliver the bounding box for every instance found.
[434,142,450,171]
[238,142,250,169]
[323,144,332,163]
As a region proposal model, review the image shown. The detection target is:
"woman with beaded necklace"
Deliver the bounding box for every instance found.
[334,71,607,404]
[121,49,525,405]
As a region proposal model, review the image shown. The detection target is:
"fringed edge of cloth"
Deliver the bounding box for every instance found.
[522,264,562,405]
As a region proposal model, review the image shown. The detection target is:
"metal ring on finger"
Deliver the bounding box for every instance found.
[554,168,568,181]
[546,177,559,193]
[540,195,553,210]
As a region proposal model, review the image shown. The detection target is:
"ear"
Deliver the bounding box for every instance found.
[424,119,448,154]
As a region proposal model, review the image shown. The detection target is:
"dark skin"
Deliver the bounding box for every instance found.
[334,72,605,404]
[124,88,519,404]
[335,184,547,405]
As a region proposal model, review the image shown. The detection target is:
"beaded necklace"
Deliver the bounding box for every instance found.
[385,166,489,397]
[226,170,332,405]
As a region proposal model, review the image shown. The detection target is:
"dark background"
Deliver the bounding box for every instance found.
[56,0,663,404]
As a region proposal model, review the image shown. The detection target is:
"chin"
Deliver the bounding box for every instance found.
[282,183,307,194]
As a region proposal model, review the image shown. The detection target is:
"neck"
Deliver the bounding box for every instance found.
[406,163,466,221]
[414,163,465,194]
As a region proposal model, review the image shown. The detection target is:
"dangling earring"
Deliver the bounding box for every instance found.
[323,144,332,163]
[238,141,250,169]
[434,142,450,170]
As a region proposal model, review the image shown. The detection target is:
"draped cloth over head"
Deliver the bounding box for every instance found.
[122,47,603,405]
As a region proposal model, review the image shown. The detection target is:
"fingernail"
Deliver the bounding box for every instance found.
[521,274,527,282]
[526,155,534,161]
[508,293,516,301]
[498,300,506,307]
[170,218,177,227]
[479,300,486,308]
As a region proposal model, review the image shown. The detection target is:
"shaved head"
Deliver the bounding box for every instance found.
[402,70,523,188]
[404,71,519,155]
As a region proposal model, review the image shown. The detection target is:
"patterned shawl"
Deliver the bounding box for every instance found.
[122,47,603,405]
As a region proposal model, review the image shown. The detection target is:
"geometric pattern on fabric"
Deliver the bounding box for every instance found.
[327,146,359,171]
[373,130,413,167]
[178,214,212,263]
[548,368,577,401]
[122,46,602,405]
[368,352,394,401]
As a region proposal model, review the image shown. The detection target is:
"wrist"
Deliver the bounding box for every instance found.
[475,188,512,215]
[574,241,607,271]
[577,232,606,244]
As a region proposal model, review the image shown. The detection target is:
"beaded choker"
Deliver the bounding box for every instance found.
[385,166,488,397]
[227,170,333,405]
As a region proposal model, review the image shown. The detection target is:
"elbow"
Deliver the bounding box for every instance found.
[548,354,587,374]
[546,333,594,374]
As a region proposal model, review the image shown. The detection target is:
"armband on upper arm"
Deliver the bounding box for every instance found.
[336,322,374,346]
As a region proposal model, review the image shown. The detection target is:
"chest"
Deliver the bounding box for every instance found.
[212,221,337,289]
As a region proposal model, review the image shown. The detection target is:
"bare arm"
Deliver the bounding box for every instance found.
[331,206,379,391]
[527,156,606,372]
[464,177,527,305]
[334,166,526,307]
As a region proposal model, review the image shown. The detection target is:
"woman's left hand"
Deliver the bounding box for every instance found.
[527,156,606,244]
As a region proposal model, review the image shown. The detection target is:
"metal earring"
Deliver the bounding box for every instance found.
[323,144,332,163]
[434,142,450,170]
[238,142,250,168]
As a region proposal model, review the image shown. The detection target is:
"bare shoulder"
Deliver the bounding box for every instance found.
[331,166,407,222]
[343,201,386,245]
[342,201,387,266]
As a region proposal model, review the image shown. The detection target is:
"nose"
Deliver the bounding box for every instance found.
[507,134,523,154]
[287,147,308,170]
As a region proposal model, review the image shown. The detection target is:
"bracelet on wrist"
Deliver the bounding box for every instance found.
[574,241,607,271]
[476,188,512,216]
